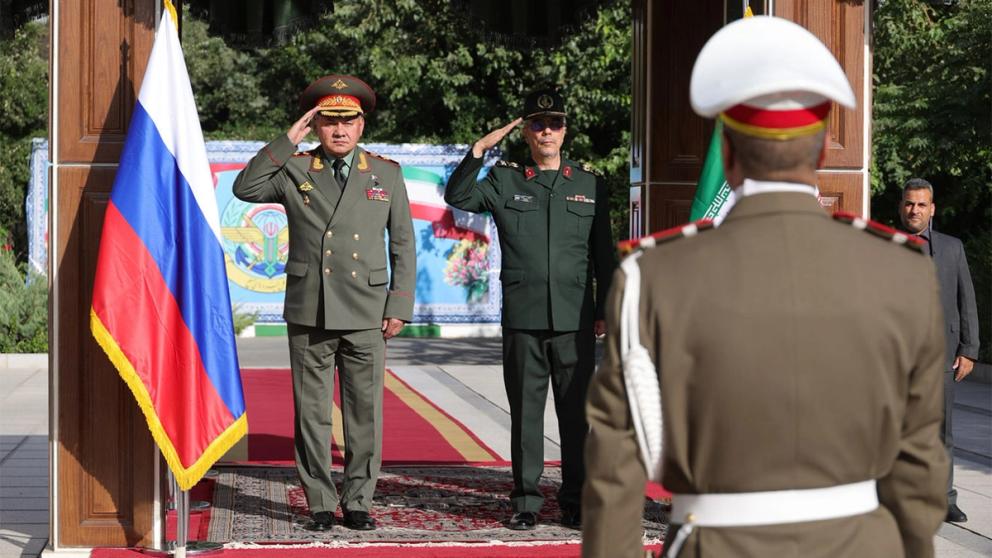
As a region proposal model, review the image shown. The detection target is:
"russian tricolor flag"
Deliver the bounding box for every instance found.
[90,3,246,491]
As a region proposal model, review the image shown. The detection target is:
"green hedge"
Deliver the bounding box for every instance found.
[0,249,47,353]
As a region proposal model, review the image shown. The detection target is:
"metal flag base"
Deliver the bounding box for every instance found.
[140,541,223,557]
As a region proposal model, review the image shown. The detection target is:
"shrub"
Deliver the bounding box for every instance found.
[0,248,48,353]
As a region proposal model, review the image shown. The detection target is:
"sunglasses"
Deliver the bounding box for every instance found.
[527,118,566,132]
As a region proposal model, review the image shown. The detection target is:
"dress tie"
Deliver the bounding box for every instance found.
[331,158,346,189]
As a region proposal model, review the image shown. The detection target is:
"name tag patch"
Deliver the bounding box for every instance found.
[513,194,535,203]
[566,194,595,204]
[366,187,389,202]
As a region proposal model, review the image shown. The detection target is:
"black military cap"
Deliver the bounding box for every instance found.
[522,88,567,120]
[299,74,376,117]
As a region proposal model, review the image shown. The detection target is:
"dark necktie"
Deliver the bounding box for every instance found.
[331,158,346,189]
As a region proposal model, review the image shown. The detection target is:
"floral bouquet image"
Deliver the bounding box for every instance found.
[443,239,490,303]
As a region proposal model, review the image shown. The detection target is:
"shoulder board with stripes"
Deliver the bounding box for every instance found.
[579,162,602,177]
[292,151,314,158]
[495,160,520,169]
[832,212,926,254]
[617,219,715,257]
[365,150,400,166]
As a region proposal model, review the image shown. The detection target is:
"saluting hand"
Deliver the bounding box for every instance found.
[287,106,321,145]
[472,118,523,158]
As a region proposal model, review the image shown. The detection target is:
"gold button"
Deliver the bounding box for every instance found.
[351,270,358,278]
[353,233,360,241]
[326,231,333,238]
[352,252,359,260]
[324,268,331,275]
[325,250,332,257]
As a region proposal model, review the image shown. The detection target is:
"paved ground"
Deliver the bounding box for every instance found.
[1,339,990,557]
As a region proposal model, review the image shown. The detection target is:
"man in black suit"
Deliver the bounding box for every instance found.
[900,177,981,523]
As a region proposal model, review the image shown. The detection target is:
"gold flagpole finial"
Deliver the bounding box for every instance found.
[164,0,179,29]
[744,2,754,18]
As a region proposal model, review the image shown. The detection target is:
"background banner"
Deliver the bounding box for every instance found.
[29,140,503,326]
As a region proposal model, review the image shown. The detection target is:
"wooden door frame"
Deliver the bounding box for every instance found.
[49,0,164,551]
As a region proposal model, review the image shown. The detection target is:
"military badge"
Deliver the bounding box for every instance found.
[524,167,537,180]
[563,165,573,178]
[298,181,314,192]
[332,79,348,89]
[537,94,554,109]
[513,194,535,203]
[565,194,595,204]
[310,157,324,172]
[366,186,389,202]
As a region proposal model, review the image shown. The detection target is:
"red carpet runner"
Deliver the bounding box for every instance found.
[237,368,503,465]
[91,542,663,557]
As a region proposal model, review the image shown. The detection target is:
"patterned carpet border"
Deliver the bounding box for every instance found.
[208,465,667,544]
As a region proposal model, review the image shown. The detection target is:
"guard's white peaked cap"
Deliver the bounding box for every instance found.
[690,16,856,118]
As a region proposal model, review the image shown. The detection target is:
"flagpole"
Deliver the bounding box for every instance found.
[175,490,188,558]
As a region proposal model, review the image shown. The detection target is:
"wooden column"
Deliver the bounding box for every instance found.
[630,1,724,236]
[631,0,870,236]
[53,0,159,547]
[777,0,869,216]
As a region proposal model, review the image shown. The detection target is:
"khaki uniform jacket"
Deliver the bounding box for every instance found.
[582,191,948,558]
[444,153,616,330]
[233,135,416,329]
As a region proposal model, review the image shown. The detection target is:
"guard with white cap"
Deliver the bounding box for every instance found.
[581,16,948,558]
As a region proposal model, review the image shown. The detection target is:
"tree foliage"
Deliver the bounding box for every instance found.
[0,18,46,260]
[871,0,991,230]
[186,0,631,239]
[0,248,47,353]
[871,0,991,360]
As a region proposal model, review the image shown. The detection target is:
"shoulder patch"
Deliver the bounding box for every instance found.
[364,150,400,166]
[578,162,603,177]
[618,219,715,257]
[495,160,521,169]
[832,212,926,254]
[292,151,312,158]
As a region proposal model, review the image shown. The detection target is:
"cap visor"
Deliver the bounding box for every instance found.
[318,109,363,117]
[524,110,567,120]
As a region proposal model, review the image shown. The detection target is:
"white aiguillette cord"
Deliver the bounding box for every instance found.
[619,253,664,482]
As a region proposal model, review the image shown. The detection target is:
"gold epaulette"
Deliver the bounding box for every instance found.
[832,212,926,254]
[495,160,521,169]
[365,150,399,166]
[618,219,715,257]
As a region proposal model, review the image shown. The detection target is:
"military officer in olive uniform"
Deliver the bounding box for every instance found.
[233,75,416,532]
[444,88,617,530]
[582,18,948,558]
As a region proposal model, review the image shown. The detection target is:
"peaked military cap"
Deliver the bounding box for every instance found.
[299,74,377,117]
[522,88,567,120]
[690,16,855,140]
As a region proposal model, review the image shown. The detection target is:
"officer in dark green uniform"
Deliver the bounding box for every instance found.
[444,88,616,530]
[233,75,416,532]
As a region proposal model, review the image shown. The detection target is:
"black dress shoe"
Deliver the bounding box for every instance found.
[342,509,376,530]
[507,511,538,530]
[304,511,334,531]
[946,504,968,523]
[560,507,581,529]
